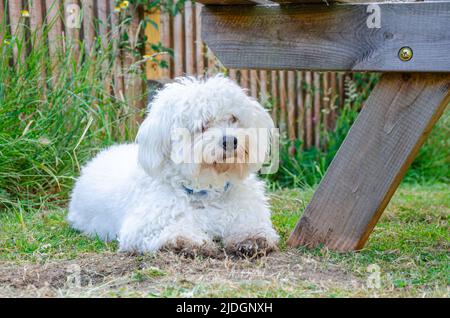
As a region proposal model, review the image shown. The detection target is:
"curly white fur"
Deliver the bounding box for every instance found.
[67,75,279,254]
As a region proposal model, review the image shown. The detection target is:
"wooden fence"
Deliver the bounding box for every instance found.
[146,2,350,149]
[1,0,350,149]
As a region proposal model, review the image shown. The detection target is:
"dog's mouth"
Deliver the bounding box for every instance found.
[201,161,248,178]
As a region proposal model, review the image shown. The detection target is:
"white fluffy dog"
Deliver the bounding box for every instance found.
[68,75,279,257]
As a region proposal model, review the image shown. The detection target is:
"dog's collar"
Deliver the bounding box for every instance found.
[182,182,231,198]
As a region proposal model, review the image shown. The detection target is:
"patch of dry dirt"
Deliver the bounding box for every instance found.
[0,250,362,297]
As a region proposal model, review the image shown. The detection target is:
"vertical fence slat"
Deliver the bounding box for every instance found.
[271,70,278,124]
[305,71,313,148]
[29,0,46,92]
[8,0,24,65]
[160,10,171,79]
[45,0,63,82]
[195,3,204,77]
[173,10,184,77]
[287,70,296,143]
[45,0,62,61]
[250,69,258,98]
[184,1,195,75]
[81,0,95,55]
[279,70,287,131]
[206,46,216,76]
[329,72,337,129]
[64,0,81,65]
[30,0,45,47]
[259,70,267,105]
[229,68,237,81]
[240,69,249,90]
[123,3,145,130]
[323,72,330,133]
[338,72,345,108]
[313,72,321,148]
[0,0,4,45]
[110,0,124,99]
[97,0,111,93]
[145,8,161,80]
[297,71,304,147]
[97,0,108,49]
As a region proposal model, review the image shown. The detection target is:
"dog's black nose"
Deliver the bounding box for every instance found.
[222,135,238,150]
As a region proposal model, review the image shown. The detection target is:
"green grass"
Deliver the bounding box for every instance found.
[0,13,141,213]
[1,183,448,297]
[272,184,449,296]
[0,13,448,297]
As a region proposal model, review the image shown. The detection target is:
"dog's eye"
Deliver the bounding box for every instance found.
[230,115,238,123]
[201,124,207,133]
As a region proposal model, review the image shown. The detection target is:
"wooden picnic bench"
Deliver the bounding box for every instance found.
[197,0,450,251]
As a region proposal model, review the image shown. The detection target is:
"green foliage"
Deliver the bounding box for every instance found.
[0,25,137,212]
[129,0,187,16]
[405,109,449,183]
[266,73,449,189]
[265,73,378,189]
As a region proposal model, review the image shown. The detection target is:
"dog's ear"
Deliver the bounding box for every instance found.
[136,112,171,176]
[250,100,274,131]
[248,100,275,171]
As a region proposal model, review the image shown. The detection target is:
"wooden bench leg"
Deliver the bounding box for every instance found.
[287,73,450,251]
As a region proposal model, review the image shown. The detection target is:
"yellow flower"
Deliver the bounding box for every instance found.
[119,1,129,9]
[20,10,30,18]
[114,6,121,13]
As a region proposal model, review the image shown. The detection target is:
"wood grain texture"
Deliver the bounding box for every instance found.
[97,0,108,48]
[207,46,216,76]
[45,0,63,57]
[296,71,304,146]
[195,3,205,76]
[279,70,287,131]
[29,0,45,47]
[270,70,278,123]
[305,71,313,148]
[160,10,172,79]
[288,73,450,251]
[8,0,23,64]
[272,0,441,3]
[313,72,321,148]
[174,11,184,76]
[97,0,111,93]
[240,69,249,89]
[0,0,4,45]
[196,0,269,5]
[250,69,258,97]
[124,4,145,118]
[229,68,237,81]
[202,3,450,72]
[81,0,95,55]
[338,73,345,108]
[329,72,337,129]
[259,70,268,104]
[45,0,62,83]
[64,0,81,65]
[185,2,196,75]
[145,9,162,79]
[110,0,124,97]
[287,70,296,141]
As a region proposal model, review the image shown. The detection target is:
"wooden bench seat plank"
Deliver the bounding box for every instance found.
[202,2,450,72]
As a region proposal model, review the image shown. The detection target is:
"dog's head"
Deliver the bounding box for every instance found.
[136,75,274,185]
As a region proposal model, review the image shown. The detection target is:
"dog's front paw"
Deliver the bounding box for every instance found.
[161,237,219,259]
[225,237,277,259]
